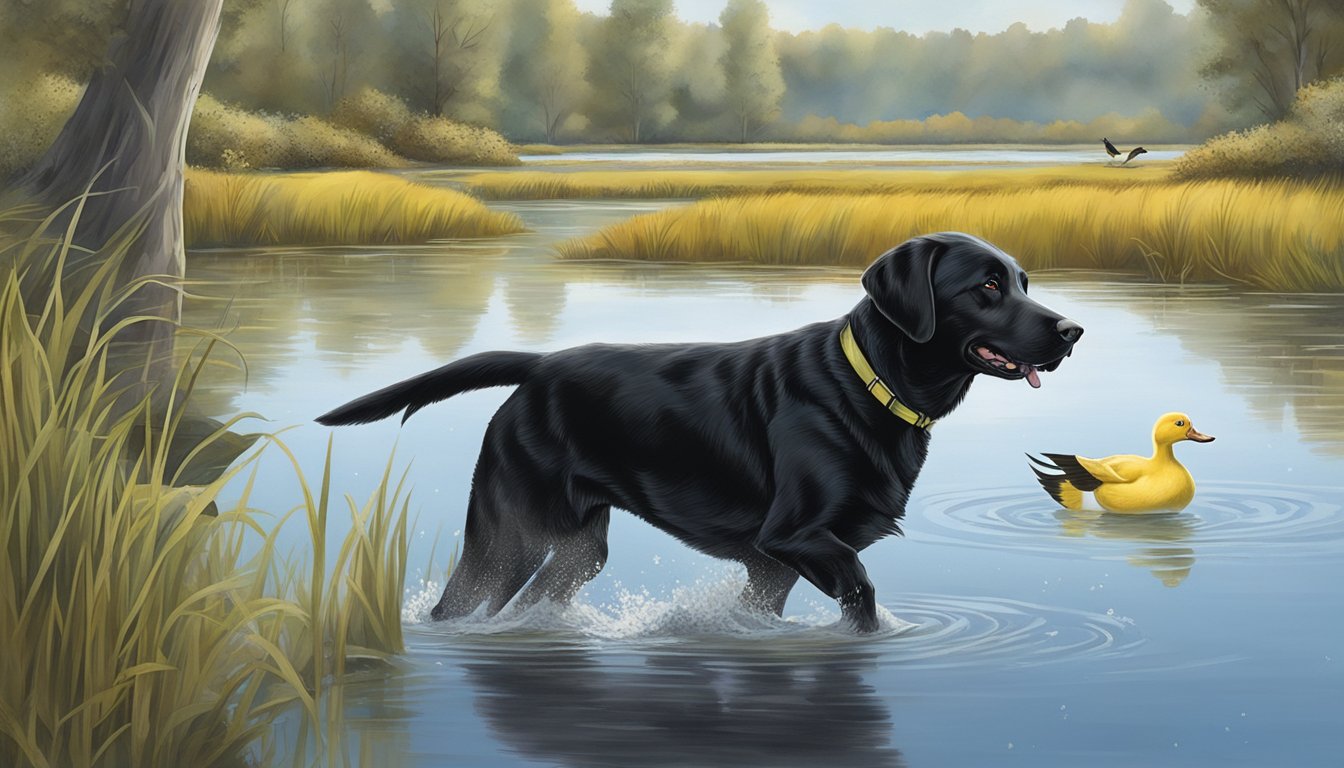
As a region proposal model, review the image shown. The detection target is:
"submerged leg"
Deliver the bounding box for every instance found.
[431,523,547,620]
[738,550,799,616]
[512,507,611,610]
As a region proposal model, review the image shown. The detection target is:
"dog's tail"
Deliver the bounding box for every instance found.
[316,351,543,426]
[1027,453,1087,510]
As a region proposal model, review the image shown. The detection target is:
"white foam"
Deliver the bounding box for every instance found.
[402,567,915,643]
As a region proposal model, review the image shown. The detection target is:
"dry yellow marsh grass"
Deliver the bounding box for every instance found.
[461,164,1171,200]
[556,179,1344,292]
[184,169,524,248]
[2,203,412,766]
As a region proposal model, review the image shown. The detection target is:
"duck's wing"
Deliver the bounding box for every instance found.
[1076,454,1143,484]
[1031,452,1133,488]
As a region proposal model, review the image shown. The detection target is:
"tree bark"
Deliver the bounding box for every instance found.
[15,0,223,404]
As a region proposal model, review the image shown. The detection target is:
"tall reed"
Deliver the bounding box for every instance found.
[1,199,411,766]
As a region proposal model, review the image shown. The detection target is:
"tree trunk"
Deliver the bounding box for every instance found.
[14,0,223,405]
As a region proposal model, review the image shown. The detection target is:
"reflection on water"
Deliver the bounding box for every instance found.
[453,642,904,768]
[1055,510,1197,587]
[184,210,1344,457]
[336,584,1146,768]
[1056,280,1344,457]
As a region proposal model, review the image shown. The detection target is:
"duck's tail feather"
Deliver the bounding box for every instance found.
[1027,453,1089,510]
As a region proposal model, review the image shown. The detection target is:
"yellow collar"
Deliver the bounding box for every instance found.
[840,322,935,430]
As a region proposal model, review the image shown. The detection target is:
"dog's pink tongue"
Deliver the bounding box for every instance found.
[1025,366,1041,389]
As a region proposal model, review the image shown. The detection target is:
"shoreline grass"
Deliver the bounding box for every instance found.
[183,169,525,248]
[458,164,1172,201]
[555,178,1344,292]
[2,206,413,766]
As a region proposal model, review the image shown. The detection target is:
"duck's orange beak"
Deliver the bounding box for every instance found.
[1186,425,1215,443]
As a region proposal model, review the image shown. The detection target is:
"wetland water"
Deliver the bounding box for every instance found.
[185,194,1343,766]
[518,145,1189,171]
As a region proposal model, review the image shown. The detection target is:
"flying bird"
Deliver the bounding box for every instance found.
[1102,137,1147,164]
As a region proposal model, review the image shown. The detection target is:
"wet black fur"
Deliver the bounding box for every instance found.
[317,232,1084,632]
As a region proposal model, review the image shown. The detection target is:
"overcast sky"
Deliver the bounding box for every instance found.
[573,0,1198,34]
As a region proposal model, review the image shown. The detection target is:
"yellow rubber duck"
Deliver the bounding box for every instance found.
[1029,412,1215,514]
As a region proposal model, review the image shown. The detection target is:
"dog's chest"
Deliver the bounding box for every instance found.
[839,427,929,541]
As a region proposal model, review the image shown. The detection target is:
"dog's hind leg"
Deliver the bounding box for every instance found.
[430,481,551,620]
[739,550,798,616]
[512,507,610,610]
[431,527,549,619]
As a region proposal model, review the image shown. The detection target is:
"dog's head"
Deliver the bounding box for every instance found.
[861,232,1082,388]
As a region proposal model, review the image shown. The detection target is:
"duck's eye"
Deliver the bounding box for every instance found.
[1176,420,1185,427]
[982,278,1000,291]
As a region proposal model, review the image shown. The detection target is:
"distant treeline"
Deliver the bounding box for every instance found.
[0,0,1242,147]
[3,0,1340,152]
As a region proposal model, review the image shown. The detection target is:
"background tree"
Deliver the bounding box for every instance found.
[499,0,590,142]
[586,0,677,143]
[277,0,296,52]
[0,0,128,83]
[387,0,502,122]
[311,0,378,111]
[718,0,783,142]
[774,0,1214,134]
[665,22,728,140]
[1198,0,1344,120]
[5,0,224,400]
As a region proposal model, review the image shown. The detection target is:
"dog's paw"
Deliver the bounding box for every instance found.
[846,611,882,634]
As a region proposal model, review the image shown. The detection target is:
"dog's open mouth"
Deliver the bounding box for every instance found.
[968,344,1065,389]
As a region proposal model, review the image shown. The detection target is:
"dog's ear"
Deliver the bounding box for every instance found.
[861,236,946,343]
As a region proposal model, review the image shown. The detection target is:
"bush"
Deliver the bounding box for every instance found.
[0,74,82,179]
[187,93,406,170]
[389,116,521,166]
[330,87,414,141]
[331,87,520,166]
[1176,77,1344,180]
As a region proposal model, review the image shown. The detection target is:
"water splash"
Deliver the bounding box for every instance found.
[403,570,1145,668]
[404,569,913,643]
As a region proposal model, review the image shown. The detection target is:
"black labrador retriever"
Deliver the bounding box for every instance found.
[317,232,1083,632]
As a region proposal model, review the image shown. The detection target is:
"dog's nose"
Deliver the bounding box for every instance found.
[1056,319,1084,343]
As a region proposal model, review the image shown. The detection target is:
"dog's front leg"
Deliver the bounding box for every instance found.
[754,525,879,633]
[759,415,883,632]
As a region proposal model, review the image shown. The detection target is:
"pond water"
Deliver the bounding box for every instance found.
[184,195,1343,766]
[519,145,1188,171]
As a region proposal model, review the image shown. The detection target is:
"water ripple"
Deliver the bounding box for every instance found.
[913,481,1344,560]
[877,594,1143,669]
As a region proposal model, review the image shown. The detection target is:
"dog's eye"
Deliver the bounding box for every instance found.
[982,278,1000,291]
[1176,420,1185,427]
